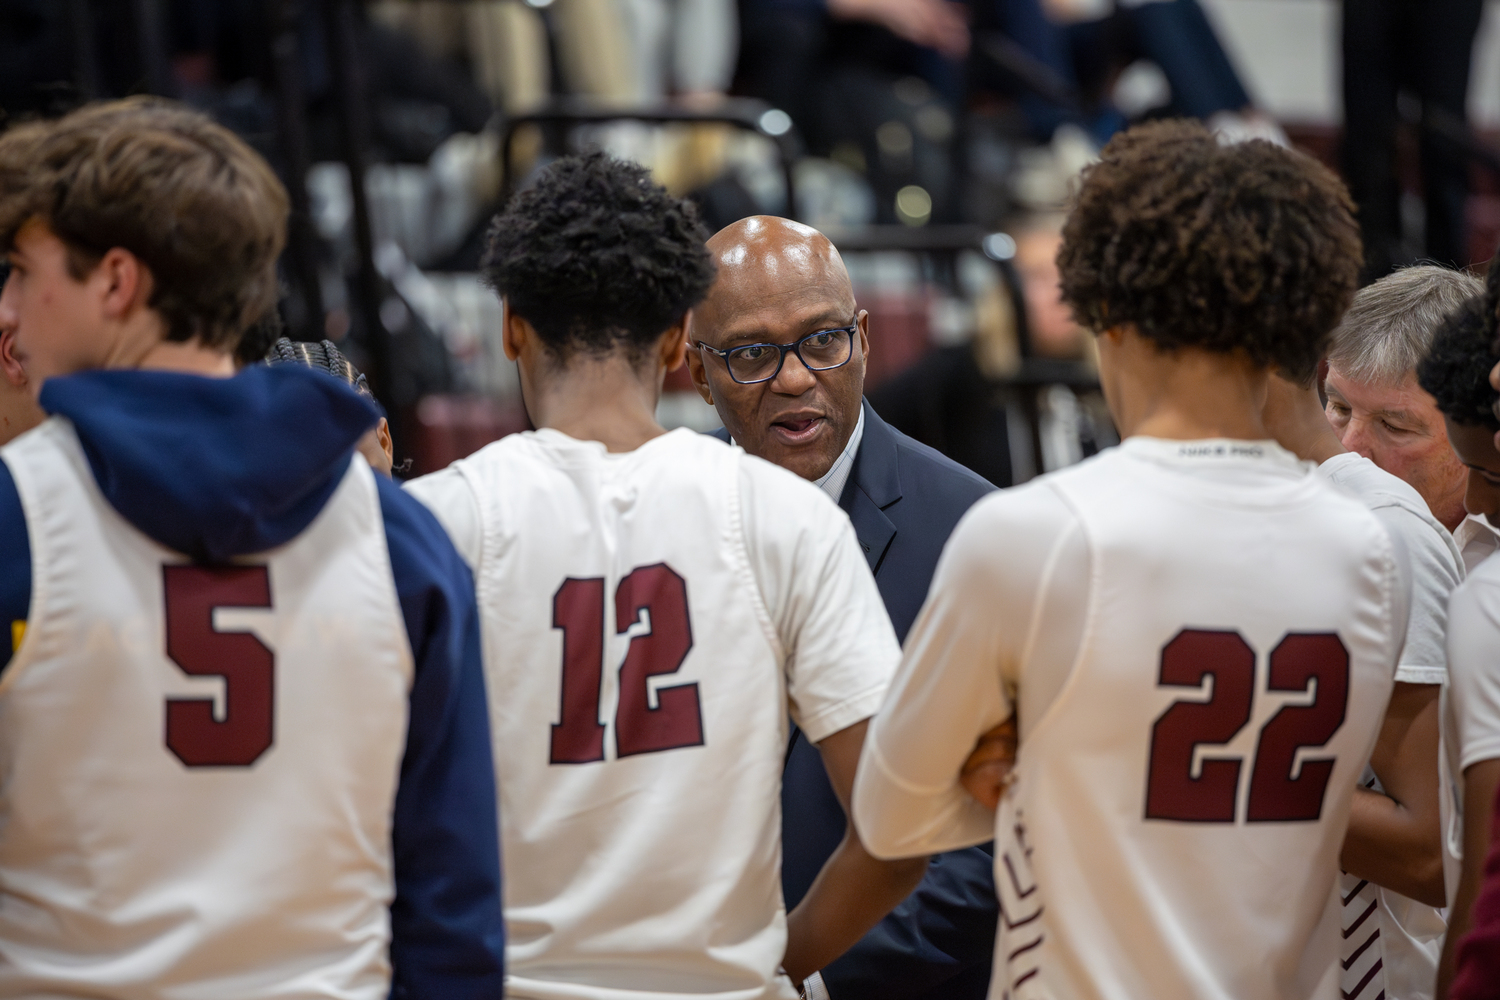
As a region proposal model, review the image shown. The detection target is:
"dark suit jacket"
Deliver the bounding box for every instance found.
[716,400,998,999]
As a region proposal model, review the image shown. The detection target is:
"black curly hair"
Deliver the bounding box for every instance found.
[481,152,717,361]
[1057,119,1362,384]
[1416,251,1500,431]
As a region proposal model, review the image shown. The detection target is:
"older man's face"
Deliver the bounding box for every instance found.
[688,219,869,482]
[1324,365,1469,530]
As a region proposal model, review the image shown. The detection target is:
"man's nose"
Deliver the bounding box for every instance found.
[1340,417,1376,460]
[769,349,817,395]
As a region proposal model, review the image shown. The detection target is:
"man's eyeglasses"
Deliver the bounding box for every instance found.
[696,324,856,385]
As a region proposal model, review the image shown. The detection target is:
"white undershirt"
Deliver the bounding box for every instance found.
[813,408,865,504]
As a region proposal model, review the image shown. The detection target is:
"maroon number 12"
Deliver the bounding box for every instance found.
[550,563,704,764]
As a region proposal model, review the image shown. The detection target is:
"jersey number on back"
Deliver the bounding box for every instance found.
[163,565,275,768]
[550,563,704,764]
[1145,629,1348,823]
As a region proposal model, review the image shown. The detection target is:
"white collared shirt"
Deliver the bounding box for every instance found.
[1454,513,1500,573]
[814,408,865,504]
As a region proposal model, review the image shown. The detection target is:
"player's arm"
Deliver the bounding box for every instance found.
[782,720,929,984]
[1341,682,1444,905]
[1448,772,1500,999]
[377,478,507,999]
[1440,759,1500,997]
[814,845,998,998]
[1436,570,1500,998]
[853,507,1026,860]
[1341,506,1458,905]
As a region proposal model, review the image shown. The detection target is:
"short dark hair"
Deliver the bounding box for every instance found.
[0,97,289,351]
[1057,119,1362,384]
[481,152,716,361]
[1416,254,1500,431]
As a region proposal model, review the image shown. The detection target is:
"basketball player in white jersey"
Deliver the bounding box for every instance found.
[852,120,1410,1000]
[404,151,927,1000]
[1411,250,1500,997]
[0,98,506,997]
[1261,368,1456,1000]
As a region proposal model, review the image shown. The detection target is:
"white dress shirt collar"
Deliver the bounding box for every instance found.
[813,406,865,504]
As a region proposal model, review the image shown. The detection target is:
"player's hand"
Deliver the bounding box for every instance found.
[960,715,1018,810]
[825,0,970,59]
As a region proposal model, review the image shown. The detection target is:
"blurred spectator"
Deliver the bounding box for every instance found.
[1012,217,1081,358]
[371,0,635,112]
[737,0,995,223]
[1049,0,1285,145]
[868,218,1115,483]
[1341,0,1485,280]
[620,0,739,102]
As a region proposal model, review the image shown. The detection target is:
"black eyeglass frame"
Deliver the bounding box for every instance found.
[695,323,859,385]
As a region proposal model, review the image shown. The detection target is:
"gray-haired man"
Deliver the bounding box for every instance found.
[1319,264,1484,1000]
[1323,265,1496,566]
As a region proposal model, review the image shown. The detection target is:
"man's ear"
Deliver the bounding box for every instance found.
[0,331,26,389]
[95,247,154,322]
[856,308,871,362]
[681,314,713,406]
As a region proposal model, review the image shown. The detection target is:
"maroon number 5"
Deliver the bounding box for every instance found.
[162,565,275,768]
[550,563,703,764]
[1145,629,1349,823]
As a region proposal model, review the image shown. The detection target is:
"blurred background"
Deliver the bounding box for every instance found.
[2,0,1497,483]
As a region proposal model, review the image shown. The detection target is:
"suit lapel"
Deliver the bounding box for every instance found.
[840,401,902,574]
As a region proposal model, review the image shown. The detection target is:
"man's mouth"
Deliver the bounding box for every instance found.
[769,415,825,445]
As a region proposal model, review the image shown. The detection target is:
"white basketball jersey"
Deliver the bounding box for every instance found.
[994,443,1402,1000]
[417,428,896,1000]
[0,419,413,999]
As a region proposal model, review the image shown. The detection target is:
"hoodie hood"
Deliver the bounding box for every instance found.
[40,365,380,562]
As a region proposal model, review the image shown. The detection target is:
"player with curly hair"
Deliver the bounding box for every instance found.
[852,119,1410,1000]
[1413,248,1500,998]
[405,151,926,1000]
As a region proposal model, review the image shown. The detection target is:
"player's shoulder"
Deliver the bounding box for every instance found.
[951,475,1082,552]
[734,444,848,527]
[376,474,471,579]
[1456,550,1500,606]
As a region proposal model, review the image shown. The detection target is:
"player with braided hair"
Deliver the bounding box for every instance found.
[265,337,395,474]
[1414,247,1500,998]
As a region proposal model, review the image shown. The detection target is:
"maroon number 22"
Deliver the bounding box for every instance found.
[1144,628,1349,823]
[550,563,704,764]
[162,565,275,768]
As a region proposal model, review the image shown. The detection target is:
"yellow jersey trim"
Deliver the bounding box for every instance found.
[11,620,23,653]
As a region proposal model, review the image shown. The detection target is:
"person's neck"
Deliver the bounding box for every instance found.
[136,339,235,377]
[1262,376,1345,464]
[526,353,667,453]
[99,311,234,377]
[1114,342,1271,441]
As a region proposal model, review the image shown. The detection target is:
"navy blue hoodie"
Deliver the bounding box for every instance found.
[0,365,506,999]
